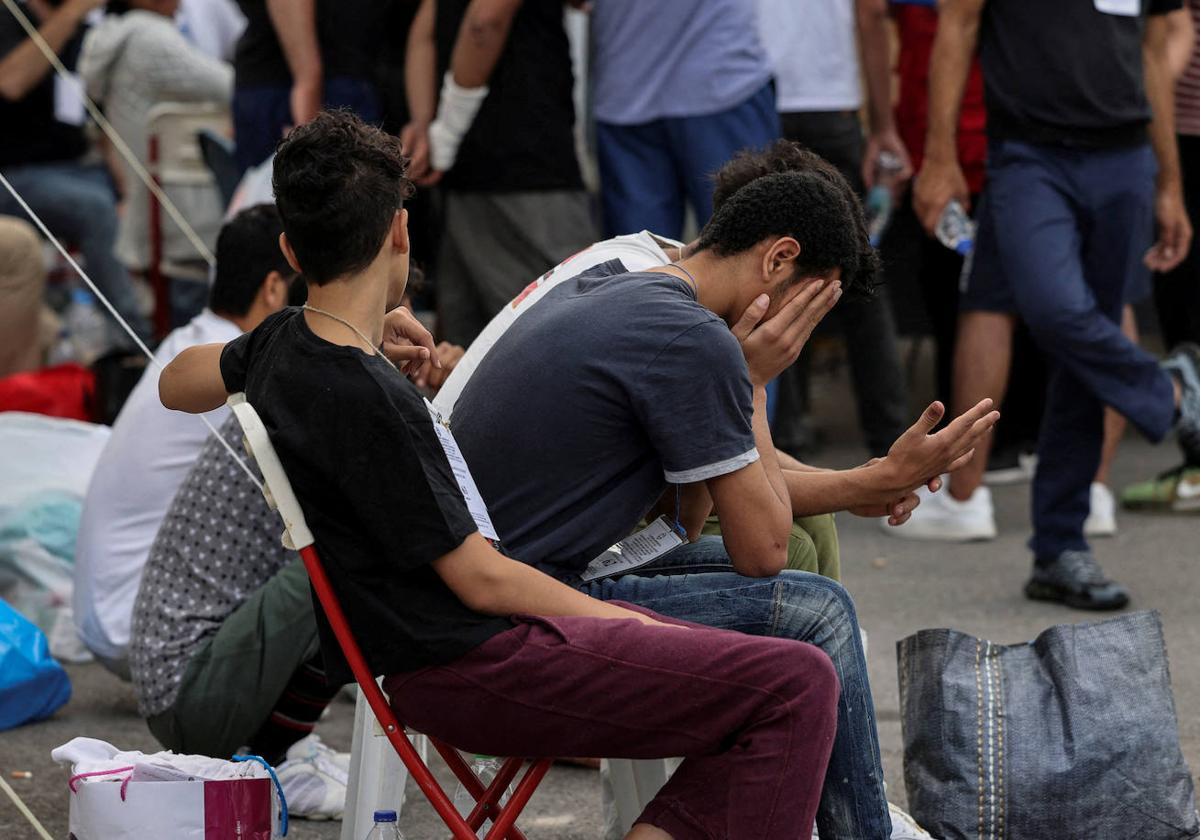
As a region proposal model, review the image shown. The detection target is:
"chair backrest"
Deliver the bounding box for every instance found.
[146,102,230,187]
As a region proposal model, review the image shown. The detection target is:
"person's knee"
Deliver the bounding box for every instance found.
[68,184,119,242]
[776,574,861,652]
[775,642,840,727]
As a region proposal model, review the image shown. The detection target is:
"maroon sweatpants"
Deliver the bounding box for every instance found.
[384,604,839,840]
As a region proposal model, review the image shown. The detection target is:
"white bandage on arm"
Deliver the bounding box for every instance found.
[428,72,489,172]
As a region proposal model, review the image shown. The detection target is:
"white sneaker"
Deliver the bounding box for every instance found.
[881,479,997,541]
[1083,482,1117,538]
[286,733,351,775]
[277,735,350,820]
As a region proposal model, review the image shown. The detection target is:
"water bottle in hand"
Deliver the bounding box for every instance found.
[363,809,406,839]
[866,150,905,247]
[935,199,976,256]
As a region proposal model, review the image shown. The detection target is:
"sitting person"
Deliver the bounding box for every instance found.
[80,0,233,322]
[74,204,294,677]
[435,140,996,581]
[0,215,55,378]
[155,110,842,839]
[449,152,998,839]
[0,0,149,345]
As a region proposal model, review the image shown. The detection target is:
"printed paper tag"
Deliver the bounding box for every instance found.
[1094,0,1139,16]
[53,74,86,126]
[581,516,685,582]
[425,399,500,542]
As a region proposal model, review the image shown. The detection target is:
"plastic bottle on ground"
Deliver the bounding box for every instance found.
[363,809,406,839]
[451,755,513,837]
[934,199,976,255]
[65,287,110,365]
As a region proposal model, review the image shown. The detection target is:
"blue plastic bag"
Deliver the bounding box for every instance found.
[0,597,71,730]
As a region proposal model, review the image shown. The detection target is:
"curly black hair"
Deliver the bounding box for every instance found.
[272,110,414,286]
[707,141,881,298]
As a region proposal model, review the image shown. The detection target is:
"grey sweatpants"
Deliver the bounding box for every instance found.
[436,189,596,347]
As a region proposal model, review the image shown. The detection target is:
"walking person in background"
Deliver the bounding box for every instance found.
[590,0,779,240]
[229,0,388,172]
[1125,0,1200,512]
[756,0,910,458]
[908,0,1200,610]
[401,0,594,347]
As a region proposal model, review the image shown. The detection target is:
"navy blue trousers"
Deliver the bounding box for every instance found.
[595,82,780,239]
[971,139,1176,559]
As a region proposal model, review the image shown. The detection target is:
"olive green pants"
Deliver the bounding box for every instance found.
[700,513,840,581]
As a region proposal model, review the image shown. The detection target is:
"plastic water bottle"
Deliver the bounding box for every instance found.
[65,287,110,364]
[451,755,512,837]
[363,809,406,839]
[934,199,976,256]
[865,150,905,247]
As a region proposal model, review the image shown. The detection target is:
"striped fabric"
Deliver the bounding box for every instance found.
[1177,0,1200,136]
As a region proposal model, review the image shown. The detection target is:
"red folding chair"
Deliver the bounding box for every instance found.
[227,393,553,839]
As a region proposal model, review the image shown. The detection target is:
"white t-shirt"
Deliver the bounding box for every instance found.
[756,0,861,113]
[433,231,680,418]
[73,309,241,663]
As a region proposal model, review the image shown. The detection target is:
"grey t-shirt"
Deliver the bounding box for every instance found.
[129,416,289,717]
[453,262,758,577]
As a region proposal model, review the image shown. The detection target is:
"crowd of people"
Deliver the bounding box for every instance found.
[2,0,1200,837]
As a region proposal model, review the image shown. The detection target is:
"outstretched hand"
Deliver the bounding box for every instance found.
[876,399,1000,504]
[733,278,842,386]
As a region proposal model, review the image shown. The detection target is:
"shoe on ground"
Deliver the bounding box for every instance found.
[881,479,997,541]
[984,445,1037,486]
[277,734,350,820]
[1163,343,1200,463]
[1024,550,1129,611]
[812,802,934,839]
[888,802,935,839]
[1083,482,1117,537]
[1121,463,1200,513]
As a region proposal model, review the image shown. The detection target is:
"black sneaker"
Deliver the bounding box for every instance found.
[1024,550,1130,610]
[1163,343,1200,464]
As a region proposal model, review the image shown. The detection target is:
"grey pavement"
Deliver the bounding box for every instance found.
[2,387,1198,838]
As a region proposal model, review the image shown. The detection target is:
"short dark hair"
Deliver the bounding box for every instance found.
[698,167,881,298]
[208,204,294,316]
[271,110,414,285]
[712,140,847,211]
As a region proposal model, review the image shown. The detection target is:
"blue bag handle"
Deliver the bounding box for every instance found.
[231,753,288,836]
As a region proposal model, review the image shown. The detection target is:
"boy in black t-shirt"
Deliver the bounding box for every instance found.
[159,110,841,840]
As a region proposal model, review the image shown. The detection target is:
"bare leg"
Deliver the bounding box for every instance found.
[628,825,674,840]
[949,310,1019,501]
[1094,306,1138,486]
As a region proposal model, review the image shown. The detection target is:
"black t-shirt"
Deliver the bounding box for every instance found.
[979,0,1182,148]
[434,0,582,192]
[0,3,88,168]
[232,0,388,88]
[220,308,511,684]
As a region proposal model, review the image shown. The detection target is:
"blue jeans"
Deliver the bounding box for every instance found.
[973,140,1177,559]
[232,77,382,173]
[575,536,891,840]
[595,82,781,239]
[0,160,150,342]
